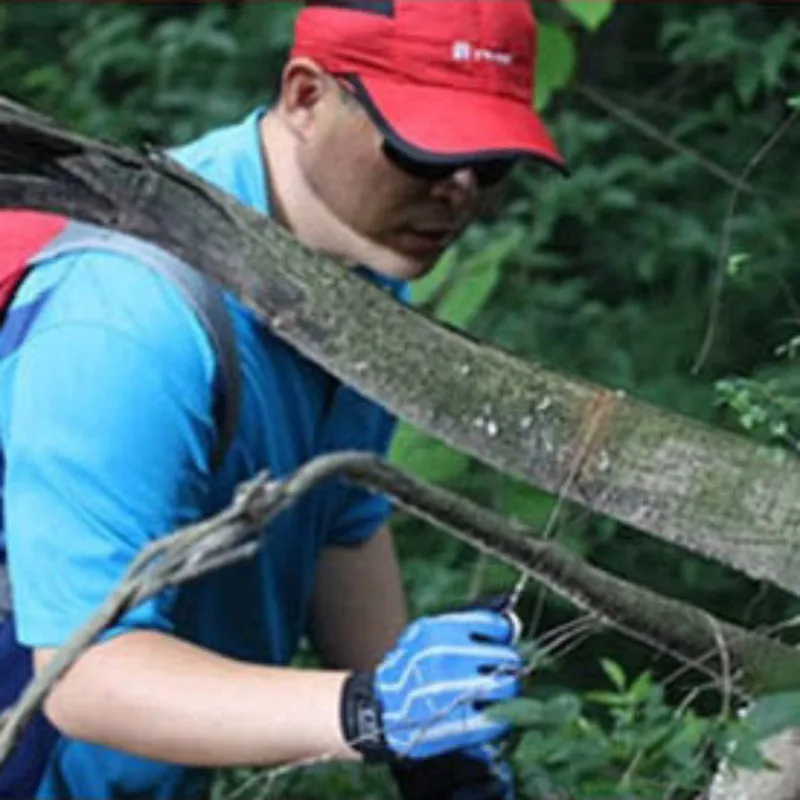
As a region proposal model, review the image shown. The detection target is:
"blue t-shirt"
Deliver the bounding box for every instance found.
[0,108,406,799]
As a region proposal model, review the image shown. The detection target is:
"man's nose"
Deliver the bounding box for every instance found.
[432,166,479,209]
[451,166,480,194]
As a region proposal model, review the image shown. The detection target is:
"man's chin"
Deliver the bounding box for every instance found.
[334,235,445,282]
[382,248,445,281]
[362,251,439,283]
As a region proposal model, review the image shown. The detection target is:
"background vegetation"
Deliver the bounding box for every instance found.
[3,2,800,797]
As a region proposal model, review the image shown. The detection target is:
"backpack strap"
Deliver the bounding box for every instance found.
[33,221,241,472]
[0,564,10,619]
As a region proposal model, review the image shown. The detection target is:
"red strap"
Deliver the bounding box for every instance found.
[0,211,69,311]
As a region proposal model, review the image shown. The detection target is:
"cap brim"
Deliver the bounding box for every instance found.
[350,75,567,174]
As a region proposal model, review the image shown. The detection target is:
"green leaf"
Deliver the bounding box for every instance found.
[789,95,800,109]
[434,228,523,327]
[726,252,750,279]
[724,726,770,771]
[600,659,627,691]
[490,698,548,727]
[559,0,614,32]
[585,690,633,707]
[534,23,576,111]
[746,692,800,739]
[628,670,656,703]
[663,715,712,764]
[491,694,582,728]
[410,247,459,307]
[763,23,799,88]
[388,423,470,484]
[735,61,761,106]
[499,481,557,528]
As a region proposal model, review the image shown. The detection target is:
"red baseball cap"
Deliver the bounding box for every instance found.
[290,0,566,173]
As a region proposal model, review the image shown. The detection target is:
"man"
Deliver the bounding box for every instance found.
[0,1,565,798]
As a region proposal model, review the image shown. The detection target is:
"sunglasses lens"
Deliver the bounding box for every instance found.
[383,144,455,182]
[473,159,515,187]
[384,142,515,187]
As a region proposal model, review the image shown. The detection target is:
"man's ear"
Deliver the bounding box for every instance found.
[278,57,331,141]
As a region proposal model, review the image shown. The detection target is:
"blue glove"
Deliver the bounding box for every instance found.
[390,742,515,800]
[341,609,521,762]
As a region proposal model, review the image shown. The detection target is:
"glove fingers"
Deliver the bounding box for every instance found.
[438,610,518,645]
[383,668,519,726]
[370,609,525,762]
[378,641,522,689]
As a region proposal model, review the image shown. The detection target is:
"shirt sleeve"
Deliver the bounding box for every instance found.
[4,252,219,648]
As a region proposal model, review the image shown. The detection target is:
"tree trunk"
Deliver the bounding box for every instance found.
[708,728,800,800]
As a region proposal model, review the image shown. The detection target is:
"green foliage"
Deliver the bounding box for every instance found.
[560,0,615,32]
[715,376,799,449]
[433,227,523,328]
[662,9,800,106]
[389,424,470,485]
[0,2,299,145]
[535,24,577,111]
[493,665,800,800]
[220,680,800,800]
[744,692,800,740]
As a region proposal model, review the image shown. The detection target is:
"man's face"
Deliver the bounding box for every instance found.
[291,72,507,281]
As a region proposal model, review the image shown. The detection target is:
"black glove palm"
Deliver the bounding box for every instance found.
[391,745,514,800]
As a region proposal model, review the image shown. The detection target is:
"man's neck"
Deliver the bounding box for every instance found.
[258,111,293,233]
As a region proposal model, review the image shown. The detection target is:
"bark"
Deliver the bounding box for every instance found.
[708,728,800,800]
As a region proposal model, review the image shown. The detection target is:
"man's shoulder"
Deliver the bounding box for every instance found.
[168,107,269,213]
[16,249,217,382]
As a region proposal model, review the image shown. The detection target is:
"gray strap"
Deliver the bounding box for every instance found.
[35,221,240,471]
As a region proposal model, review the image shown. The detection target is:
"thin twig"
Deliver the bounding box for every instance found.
[577,84,767,198]
[692,107,800,375]
[522,391,616,637]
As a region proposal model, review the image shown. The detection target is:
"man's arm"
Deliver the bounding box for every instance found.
[309,524,408,670]
[35,603,521,771]
[32,525,404,767]
[35,634,359,767]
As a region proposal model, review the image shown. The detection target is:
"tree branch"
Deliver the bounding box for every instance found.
[1,97,799,597]
[2,453,799,769]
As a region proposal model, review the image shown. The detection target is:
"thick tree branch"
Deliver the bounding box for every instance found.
[2,452,799,770]
[1,97,800,596]
[3,98,799,599]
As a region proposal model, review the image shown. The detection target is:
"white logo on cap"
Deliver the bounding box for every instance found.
[452,40,513,66]
[452,41,472,62]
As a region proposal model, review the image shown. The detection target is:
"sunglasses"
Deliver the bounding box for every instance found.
[382,141,516,188]
[333,73,517,188]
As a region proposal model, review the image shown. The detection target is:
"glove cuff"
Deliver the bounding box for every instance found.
[340,670,390,763]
